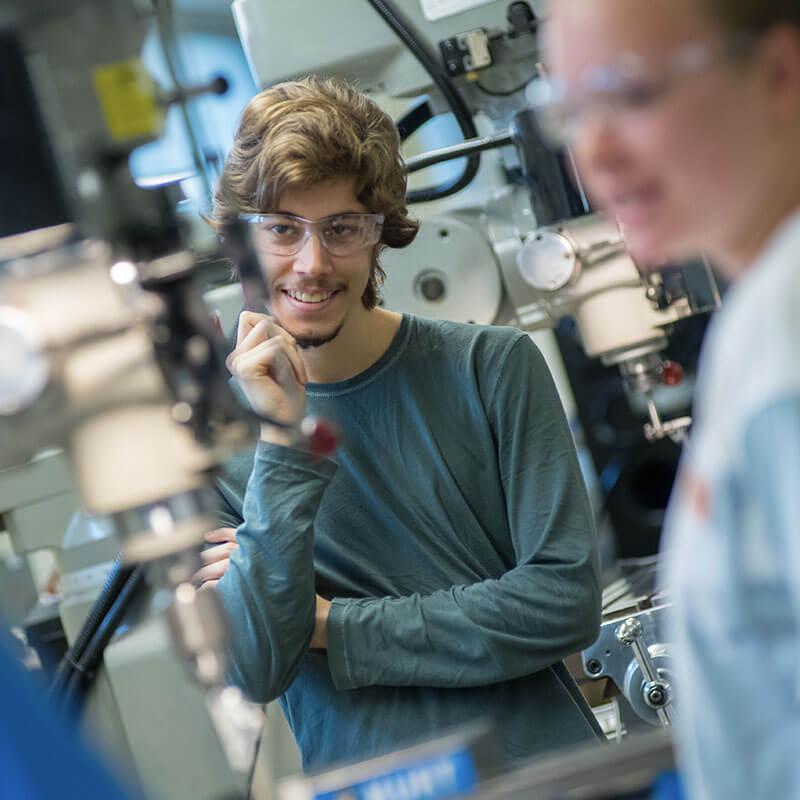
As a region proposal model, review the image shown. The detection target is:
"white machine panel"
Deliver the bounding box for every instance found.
[421,0,495,22]
[380,214,502,324]
[232,0,541,96]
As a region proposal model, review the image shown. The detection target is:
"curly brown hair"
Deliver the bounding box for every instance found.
[211,76,419,309]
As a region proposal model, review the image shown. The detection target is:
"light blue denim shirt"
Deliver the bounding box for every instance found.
[662,211,800,799]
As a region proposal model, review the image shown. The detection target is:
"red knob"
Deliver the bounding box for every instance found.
[302,417,339,457]
[660,360,684,387]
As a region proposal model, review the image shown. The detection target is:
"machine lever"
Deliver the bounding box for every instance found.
[615,617,675,727]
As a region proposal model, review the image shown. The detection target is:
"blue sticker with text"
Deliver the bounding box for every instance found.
[315,748,478,800]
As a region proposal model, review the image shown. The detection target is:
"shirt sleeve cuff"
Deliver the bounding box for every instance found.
[254,440,338,481]
[326,598,358,690]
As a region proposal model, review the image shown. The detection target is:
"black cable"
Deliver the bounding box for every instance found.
[49,555,130,698]
[365,0,481,203]
[396,98,433,141]
[62,565,147,714]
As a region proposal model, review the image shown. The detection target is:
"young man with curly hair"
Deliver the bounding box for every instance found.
[200,75,602,772]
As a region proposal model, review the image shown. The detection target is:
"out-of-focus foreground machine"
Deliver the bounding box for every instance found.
[233,0,712,746]
[0,3,334,798]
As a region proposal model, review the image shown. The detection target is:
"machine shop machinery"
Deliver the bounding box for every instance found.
[582,558,676,730]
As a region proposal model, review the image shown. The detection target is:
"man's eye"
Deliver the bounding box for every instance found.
[268,224,295,236]
[329,222,357,237]
[331,222,361,236]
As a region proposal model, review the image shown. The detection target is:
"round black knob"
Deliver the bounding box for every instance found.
[420,275,446,302]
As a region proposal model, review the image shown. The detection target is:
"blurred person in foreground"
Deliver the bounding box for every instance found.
[0,631,133,799]
[540,1,800,798]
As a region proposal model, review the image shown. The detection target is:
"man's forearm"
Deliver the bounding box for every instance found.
[217,443,337,701]
[325,559,601,691]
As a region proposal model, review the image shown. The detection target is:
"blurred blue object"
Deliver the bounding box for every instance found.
[652,769,686,800]
[1,631,134,800]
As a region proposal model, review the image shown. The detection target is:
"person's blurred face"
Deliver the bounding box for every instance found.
[545,0,789,272]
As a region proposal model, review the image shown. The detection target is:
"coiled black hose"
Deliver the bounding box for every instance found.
[366,0,481,203]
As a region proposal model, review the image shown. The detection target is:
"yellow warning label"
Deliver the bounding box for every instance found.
[93,59,163,142]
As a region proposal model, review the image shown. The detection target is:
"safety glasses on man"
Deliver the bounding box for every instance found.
[240,212,385,257]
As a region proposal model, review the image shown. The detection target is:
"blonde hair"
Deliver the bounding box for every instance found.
[211,76,419,309]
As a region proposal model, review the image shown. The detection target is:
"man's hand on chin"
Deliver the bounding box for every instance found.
[310,595,331,649]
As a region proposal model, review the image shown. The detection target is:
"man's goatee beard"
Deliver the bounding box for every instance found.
[295,322,345,350]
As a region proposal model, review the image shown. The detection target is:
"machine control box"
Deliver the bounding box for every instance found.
[439,28,494,76]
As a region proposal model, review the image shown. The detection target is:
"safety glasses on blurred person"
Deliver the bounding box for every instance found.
[529,36,758,147]
[240,212,385,257]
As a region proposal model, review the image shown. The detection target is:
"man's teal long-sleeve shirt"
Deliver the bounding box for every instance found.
[216,315,602,771]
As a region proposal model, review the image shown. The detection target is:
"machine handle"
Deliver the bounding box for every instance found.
[615,617,675,727]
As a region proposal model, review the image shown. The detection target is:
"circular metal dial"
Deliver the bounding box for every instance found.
[516,229,579,291]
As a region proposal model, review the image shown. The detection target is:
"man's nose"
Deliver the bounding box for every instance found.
[293,230,332,275]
